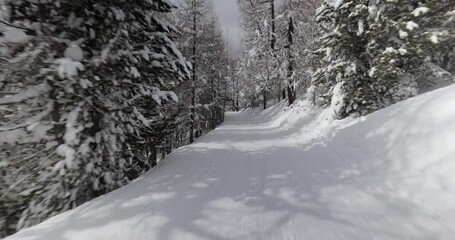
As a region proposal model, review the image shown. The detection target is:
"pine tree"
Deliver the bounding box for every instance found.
[311,0,455,118]
[312,0,374,118]
[0,0,189,235]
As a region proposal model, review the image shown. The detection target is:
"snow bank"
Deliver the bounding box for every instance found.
[329,84,455,215]
[4,85,455,240]
[245,85,455,201]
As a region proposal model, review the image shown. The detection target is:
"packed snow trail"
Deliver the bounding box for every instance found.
[6,86,455,240]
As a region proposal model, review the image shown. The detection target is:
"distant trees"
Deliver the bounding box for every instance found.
[237,0,321,108]
[237,0,280,109]
[280,0,321,105]
[172,0,231,142]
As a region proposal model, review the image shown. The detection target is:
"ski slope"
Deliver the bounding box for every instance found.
[6,85,455,240]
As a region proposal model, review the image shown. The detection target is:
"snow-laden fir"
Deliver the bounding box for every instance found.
[5,84,455,240]
[1,0,455,239]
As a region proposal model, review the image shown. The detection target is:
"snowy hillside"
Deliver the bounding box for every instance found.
[5,85,455,240]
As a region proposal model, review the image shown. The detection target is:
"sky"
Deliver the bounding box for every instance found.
[212,0,242,51]
[171,0,242,53]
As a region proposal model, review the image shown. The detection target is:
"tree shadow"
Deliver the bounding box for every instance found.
[8,92,455,239]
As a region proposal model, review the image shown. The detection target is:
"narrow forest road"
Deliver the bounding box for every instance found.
[7,88,455,240]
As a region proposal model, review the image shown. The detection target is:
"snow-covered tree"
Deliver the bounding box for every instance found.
[278,0,321,105]
[238,0,321,108]
[0,0,189,236]
[311,0,455,118]
[172,0,230,142]
[311,0,374,118]
[238,0,282,109]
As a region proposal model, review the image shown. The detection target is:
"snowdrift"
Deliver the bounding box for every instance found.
[5,85,455,240]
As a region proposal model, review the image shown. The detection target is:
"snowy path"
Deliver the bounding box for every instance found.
[7,86,455,240]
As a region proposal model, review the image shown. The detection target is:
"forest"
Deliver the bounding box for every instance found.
[1,0,454,238]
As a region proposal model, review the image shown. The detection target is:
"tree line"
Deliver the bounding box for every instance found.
[0,0,234,237]
[1,0,454,237]
[236,0,455,118]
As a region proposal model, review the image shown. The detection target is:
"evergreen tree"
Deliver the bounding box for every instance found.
[312,0,374,118]
[0,0,189,236]
[312,0,455,118]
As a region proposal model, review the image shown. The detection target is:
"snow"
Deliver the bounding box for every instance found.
[63,108,82,145]
[357,20,364,36]
[406,21,419,31]
[412,7,430,17]
[130,67,141,78]
[56,144,76,169]
[0,84,47,105]
[398,47,407,55]
[384,47,396,53]
[430,34,439,44]
[111,8,126,21]
[327,0,344,9]
[64,44,84,61]
[151,88,178,105]
[399,29,408,39]
[329,81,345,118]
[5,85,455,240]
[368,66,377,77]
[0,28,30,44]
[57,58,84,79]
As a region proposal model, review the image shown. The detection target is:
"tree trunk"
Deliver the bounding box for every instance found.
[270,0,276,52]
[263,89,267,109]
[235,77,240,111]
[190,2,197,144]
[150,145,157,168]
[48,81,64,144]
[286,16,296,106]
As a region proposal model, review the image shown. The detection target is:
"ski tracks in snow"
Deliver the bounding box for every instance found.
[6,93,455,240]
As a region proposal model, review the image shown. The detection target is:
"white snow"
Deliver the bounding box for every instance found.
[368,66,377,77]
[398,47,407,55]
[357,20,364,36]
[64,44,84,61]
[151,88,178,105]
[406,21,419,31]
[57,58,84,79]
[56,144,76,169]
[0,28,30,44]
[412,7,430,17]
[327,0,344,9]
[5,85,455,240]
[399,29,408,39]
[329,81,345,118]
[384,47,396,53]
[0,84,47,105]
[130,67,141,78]
[430,34,439,44]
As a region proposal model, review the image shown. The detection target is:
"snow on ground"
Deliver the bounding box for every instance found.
[5,85,455,240]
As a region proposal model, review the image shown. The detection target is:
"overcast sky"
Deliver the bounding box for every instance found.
[171,0,242,52]
[212,0,242,51]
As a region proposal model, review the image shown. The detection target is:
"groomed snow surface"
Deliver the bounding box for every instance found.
[6,85,455,240]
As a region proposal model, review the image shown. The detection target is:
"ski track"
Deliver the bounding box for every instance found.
[6,86,455,240]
